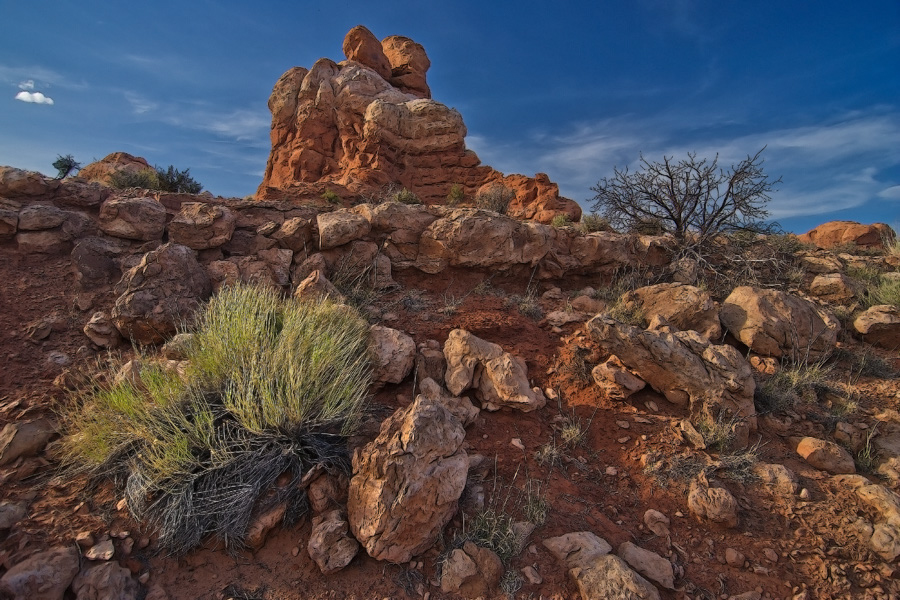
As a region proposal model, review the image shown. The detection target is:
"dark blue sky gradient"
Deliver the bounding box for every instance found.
[1,1,897,232]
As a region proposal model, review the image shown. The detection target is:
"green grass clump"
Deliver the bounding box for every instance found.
[321,189,340,204]
[392,187,421,205]
[578,213,613,233]
[446,183,465,206]
[866,275,900,308]
[59,284,371,553]
[551,214,573,228]
[755,359,833,413]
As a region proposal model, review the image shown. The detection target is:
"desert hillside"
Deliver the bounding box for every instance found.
[1,25,899,600]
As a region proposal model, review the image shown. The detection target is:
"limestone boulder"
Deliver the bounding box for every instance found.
[622,283,721,340]
[71,237,134,288]
[0,546,80,600]
[17,205,67,231]
[0,201,18,239]
[369,325,416,386]
[752,462,799,496]
[586,316,756,446]
[99,196,166,241]
[808,273,864,304]
[440,541,503,599]
[687,472,739,528]
[591,356,646,400]
[317,210,371,250]
[418,377,480,427]
[72,562,139,600]
[112,243,212,345]
[83,311,123,348]
[618,541,675,589]
[15,230,71,254]
[168,202,236,249]
[293,270,344,303]
[543,533,660,600]
[719,286,839,359]
[796,437,856,474]
[348,394,467,563]
[271,216,314,252]
[853,305,900,349]
[352,202,437,266]
[416,210,551,274]
[0,419,54,466]
[308,509,359,574]
[0,167,53,198]
[871,523,900,562]
[443,328,546,412]
[798,220,895,249]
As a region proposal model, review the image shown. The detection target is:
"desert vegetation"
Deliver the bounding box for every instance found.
[109,164,202,193]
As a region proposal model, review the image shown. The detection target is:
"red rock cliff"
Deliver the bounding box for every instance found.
[257,25,581,224]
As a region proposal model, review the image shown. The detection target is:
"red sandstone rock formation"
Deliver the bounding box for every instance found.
[258,26,581,224]
[78,152,151,186]
[798,220,895,249]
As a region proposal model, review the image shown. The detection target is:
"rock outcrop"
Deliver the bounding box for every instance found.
[585,316,756,446]
[853,305,900,349]
[0,546,80,600]
[798,220,895,249]
[348,394,467,563]
[719,286,839,359]
[78,152,151,186]
[257,26,581,224]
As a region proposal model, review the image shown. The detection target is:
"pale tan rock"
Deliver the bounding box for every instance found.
[168,203,236,249]
[585,316,756,447]
[99,196,166,241]
[543,532,612,570]
[317,210,371,250]
[0,546,80,600]
[808,273,863,303]
[348,394,467,563]
[752,462,799,495]
[72,561,139,600]
[591,355,646,400]
[643,509,670,537]
[570,555,660,600]
[369,325,416,386]
[353,202,437,267]
[416,210,551,274]
[271,216,314,252]
[688,472,739,528]
[15,230,71,254]
[623,282,721,340]
[855,484,900,524]
[112,243,212,345]
[0,419,54,466]
[799,253,845,274]
[293,270,344,303]
[443,328,546,412]
[245,504,286,551]
[440,541,503,598]
[418,378,479,426]
[308,509,359,574]
[618,541,675,589]
[85,539,115,560]
[870,523,900,561]
[17,205,67,231]
[0,166,53,198]
[720,286,839,359]
[853,305,900,350]
[796,437,856,474]
[83,311,122,348]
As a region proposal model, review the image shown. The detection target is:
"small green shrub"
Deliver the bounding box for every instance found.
[866,276,900,308]
[321,189,340,204]
[52,154,81,179]
[475,185,515,215]
[578,213,613,234]
[392,187,421,205]
[59,284,371,553]
[109,164,202,193]
[446,183,465,206]
[551,214,573,228]
[755,359,833,413]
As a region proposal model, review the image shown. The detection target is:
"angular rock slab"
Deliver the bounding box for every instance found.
[167,202,236,249]
[112,243,211,345]
[688,472,739,528]
[308,509,359,574]
[853,305,900,350]
[719,286,839,359]
[585,316,756,445]
[348,394,467,563]
[796,436,856,475]
[622,282,721,340]
[443,328,546,412]
[0,546,80,600]
[369,325,416,387]
[98,196,166,241]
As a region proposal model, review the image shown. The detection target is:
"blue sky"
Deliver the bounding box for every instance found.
[2,1,898,233]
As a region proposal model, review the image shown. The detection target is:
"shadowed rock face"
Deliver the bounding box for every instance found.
[258,26,581,224]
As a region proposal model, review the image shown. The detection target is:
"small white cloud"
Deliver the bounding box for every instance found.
[18,79,34,90]
[14,91,54,105]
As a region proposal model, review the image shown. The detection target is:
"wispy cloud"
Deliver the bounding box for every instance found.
[124,91,158,114]
[18,79,34,90]
[467,108,900,223]
[14,91,54,105]
[0,64,88,90]
[163,107,270,142]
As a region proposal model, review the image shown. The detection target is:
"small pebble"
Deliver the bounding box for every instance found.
[522,565,542,584]
[763,548,778,562]
[292,546,300,556]
[138,572,150,585]
[121,537,135,556]
[605,466,618,476]
[799,488,810,500]
[616,420,630,429]
[617,436,630,444]
[511,438,525,451]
